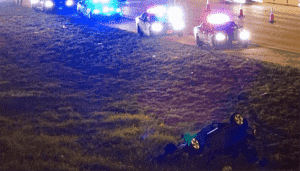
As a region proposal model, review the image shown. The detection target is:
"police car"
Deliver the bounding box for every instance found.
[194,13,250,49]
[31,0,78,13]
[136,5,185,37]
[76,0,123,19]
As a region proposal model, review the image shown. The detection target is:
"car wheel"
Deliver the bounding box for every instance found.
[241,41,249,48]
[32,6,37,11]
[137,26,144,36]
[87,9,92,19]
[227,34,233,47]
[77,4,82,17]
[230,113,244,125]
[210,36,218,49]
[196,35,204,47]
[148,26,154,37]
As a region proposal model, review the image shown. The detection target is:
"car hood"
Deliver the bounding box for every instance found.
[208,21,237,34]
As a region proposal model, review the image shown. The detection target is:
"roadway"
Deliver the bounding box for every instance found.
[102,0,300,69]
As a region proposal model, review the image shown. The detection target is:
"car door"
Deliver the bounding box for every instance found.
[200,23,210,41]
[145,14,152,36]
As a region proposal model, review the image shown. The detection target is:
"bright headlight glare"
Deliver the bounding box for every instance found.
[93,9,100,14]
[31,0,39,4]
[103,6,109,13]
[93,0,109,3]
[239,30,250,40]
[168,6,183,19]
[215,32,226,41]
[234,0,246,3]
[207,14,230,25]
[116,8,121,13]
[172,21,185,30]
[66,0,73,6]
[147,6,166,18]
[151,23,163,32]
[45,0,54,8]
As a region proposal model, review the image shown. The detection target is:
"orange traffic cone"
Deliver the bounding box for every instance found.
[238,4,244,18]
[269,8,274,23]
[238,8,244,18]
[206,0,211,11]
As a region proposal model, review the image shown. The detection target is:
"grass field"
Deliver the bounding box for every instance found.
[0,3,299,171]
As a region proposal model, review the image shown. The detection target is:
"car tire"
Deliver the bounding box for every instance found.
[241,41,249,48]
[148,26,154,37]
[209,34,220,49]
[76,4,82,17]
[32,6,37,11]
[87,9,92,20]
[230,113,244,125]
[196,35,204,47]
[227,34,233,47]
[137,26,144,36]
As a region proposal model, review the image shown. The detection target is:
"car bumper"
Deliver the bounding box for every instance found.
[151,23,184,36]
[90,7,122,17]
[43,5,76,12]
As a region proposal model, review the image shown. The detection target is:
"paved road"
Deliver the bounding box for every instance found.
[102,0,300,69]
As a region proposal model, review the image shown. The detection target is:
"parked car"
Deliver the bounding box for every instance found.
[76,0,123,19]
[31,0,78,13]
[193,13,250,49]
[135,5,185,37]
[156,113,257,163]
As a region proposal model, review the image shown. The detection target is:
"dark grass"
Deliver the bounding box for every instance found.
[0,3,299,171]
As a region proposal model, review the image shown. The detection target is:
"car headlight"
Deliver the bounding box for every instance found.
[45,0,54,8]
[93,9,100,14]
[235,0,246,3]
[172,21,185,31]
[103,6,109,13]
[191,138,200,149]
[168,6,184,28]
[215,32,226,41]
[207,14,230,25]
[147,5,166,18]
[31,0,39,4]
[116,8,121,13]
[93,0,109,3]
[239,30,250,40]
[168,6,183,20]
[66,0,73,6]
[151,22,163,32]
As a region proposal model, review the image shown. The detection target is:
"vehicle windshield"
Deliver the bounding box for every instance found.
[214,21,237,31]
[149,15,159,22]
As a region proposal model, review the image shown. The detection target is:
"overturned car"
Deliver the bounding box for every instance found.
[156,113,257,163]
